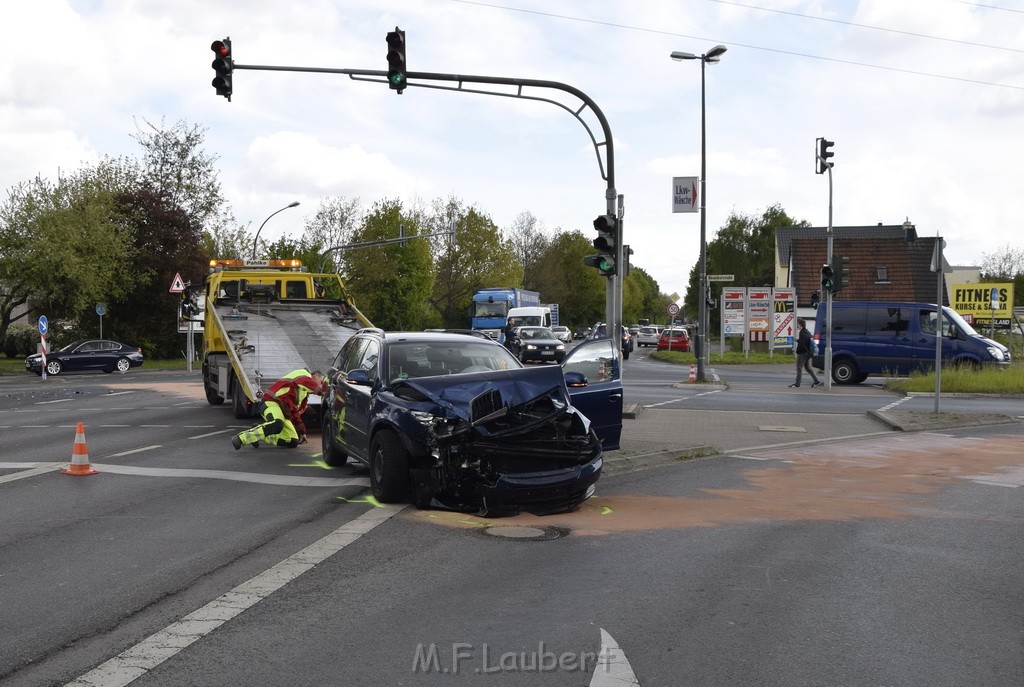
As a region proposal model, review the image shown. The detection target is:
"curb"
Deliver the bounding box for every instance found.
[867,410,1020,432]
[602,445,719,478]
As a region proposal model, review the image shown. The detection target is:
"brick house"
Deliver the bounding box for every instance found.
[776,222,951,310]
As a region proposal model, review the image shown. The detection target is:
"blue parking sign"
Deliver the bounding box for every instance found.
[38,316,48,336]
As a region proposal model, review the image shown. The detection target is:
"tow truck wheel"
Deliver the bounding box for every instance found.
[205,383,225,405]
[370,430,410,503]
[232,381,252,419]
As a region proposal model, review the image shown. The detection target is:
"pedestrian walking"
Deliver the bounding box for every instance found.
[791,318,822,388]
[232,368,325,449]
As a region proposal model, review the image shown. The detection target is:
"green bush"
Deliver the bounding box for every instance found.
[3,324,37,358]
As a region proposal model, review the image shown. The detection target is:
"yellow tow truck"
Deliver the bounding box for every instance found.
[197,259,373,418]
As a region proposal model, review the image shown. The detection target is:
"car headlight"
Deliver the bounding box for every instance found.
[526,344,537,350]
[411,410,440,427]
[556,344,565,350]
[987,346,1005,361]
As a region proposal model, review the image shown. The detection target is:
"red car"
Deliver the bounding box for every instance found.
[656,328,690,352]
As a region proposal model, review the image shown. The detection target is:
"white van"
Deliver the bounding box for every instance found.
[507,306,552,328]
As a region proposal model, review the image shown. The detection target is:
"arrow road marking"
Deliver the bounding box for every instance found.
[590,628,640,686]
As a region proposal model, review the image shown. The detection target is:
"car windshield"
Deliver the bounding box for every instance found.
[518,327,555,340]
[388,341,520,381]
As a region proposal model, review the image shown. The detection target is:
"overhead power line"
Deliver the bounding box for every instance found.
[450,0,1024,91]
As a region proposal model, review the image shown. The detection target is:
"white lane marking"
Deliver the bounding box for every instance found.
[140,425,171,428]
[105,391,136,396]
[590,628,640,686]
[0,463,369,488]
[108,446,162,457]
[0,464,62,484]
[643,388,724,408]
[188,429,235,439]
[877,396,913,412]
[65,504,404,687]
[36,399,73,404]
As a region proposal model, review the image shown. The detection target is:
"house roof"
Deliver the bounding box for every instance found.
[790,234,949,306]
[776,223,917,267]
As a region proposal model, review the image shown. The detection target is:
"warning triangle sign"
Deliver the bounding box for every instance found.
[169,273,186,293]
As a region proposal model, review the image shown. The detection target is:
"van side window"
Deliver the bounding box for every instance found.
[832,305,866,335]
[866,307,909,336]
[285,281,307,299]
[919,310,937,335]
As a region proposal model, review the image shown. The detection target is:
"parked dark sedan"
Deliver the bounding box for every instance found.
[25,339,144,376]
[514,326,566,364]
[320,330,622,516]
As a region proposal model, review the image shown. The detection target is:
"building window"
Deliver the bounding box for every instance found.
[876,266,889,283]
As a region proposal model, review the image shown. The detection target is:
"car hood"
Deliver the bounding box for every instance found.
[394,365,574,426]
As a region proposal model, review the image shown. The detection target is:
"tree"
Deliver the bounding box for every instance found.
[303,197,363,272]
[685,204,808,329]
[341,199,434,330]
[505,211,552,292]
[980,244,1024,280]
[0,167,136,345]
[105,186,208,357]
[427,197,521,328]
[530,230,606,328]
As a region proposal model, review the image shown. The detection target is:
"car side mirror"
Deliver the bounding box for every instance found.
[346,369,370,385]
[563,371,588,388]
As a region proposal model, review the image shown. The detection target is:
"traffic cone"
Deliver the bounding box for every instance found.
[62,422,98,476]
[688,364,697,382]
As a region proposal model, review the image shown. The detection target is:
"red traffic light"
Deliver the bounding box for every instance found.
[211,40,230,57]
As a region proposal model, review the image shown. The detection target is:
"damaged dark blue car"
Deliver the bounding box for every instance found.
[321,330,623,516]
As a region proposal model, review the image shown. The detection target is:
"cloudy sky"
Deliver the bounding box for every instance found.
[2,0,1021,300]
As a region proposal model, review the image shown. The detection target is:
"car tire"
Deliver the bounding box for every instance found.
[369,430,409,503]
[114,357,131,374]
[45,360,62,376]
[321,411,348,467]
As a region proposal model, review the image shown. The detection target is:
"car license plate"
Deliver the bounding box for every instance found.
[541,351,554,355]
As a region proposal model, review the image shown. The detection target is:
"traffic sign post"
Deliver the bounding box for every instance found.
[38,316,48,381]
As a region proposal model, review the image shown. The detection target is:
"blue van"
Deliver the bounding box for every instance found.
[812,301,1011,384]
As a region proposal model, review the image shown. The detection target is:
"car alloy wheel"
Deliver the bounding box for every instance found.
[45,360,62,375]
[115,357,131,373]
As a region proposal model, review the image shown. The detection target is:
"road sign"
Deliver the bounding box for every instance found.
[169,273,186,293]
[668,303,680,316]
[707,274,734,282]
[95,303,106,316]
[38,316,48,335]
[672,177,698,213]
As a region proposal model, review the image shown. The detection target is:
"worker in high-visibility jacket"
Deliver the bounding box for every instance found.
[232,369,325,449]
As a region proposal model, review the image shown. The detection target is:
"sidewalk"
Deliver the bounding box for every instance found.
[604,392,1021,477]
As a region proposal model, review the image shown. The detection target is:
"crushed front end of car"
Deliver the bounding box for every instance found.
[386,366,602,516]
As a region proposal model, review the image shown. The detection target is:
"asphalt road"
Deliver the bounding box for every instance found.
[1,369,1022,686]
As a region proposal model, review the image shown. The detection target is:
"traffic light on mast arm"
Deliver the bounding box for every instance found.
[386,28,407,93]
[816,137,834,174]
[211,38,233,100]
[831,255,850,294]
[584,214,618,277]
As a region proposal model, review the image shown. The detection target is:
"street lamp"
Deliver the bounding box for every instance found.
[251,201,301,259]
[671,45,726,383]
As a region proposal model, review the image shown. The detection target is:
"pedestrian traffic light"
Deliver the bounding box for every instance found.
[211,38,233,101]
[584,214,617,277]
[810,290,820,309]
[831,255,850,293]
[820,263,835,291]
[816,137,834,174]
[386,28,407,93]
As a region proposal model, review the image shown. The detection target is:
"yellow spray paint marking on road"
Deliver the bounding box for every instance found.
[601,506,614,515]
[287,459,334,470]
[428,513,492,528]
[337,494,385,508]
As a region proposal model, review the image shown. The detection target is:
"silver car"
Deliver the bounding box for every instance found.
[550,325,573,344]
[636,326,663,348]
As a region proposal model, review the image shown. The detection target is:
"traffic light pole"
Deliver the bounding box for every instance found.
[227,59,621,343]
[824,163,834,392]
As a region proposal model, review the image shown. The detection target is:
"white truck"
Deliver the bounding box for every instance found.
[197,258,373,419]
[507,305,553,328]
